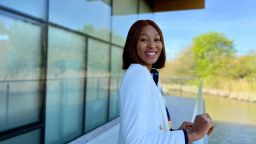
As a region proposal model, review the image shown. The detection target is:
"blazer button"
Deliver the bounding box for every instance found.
[159,124,163,130]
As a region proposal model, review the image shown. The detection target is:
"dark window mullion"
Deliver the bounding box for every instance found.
[41,1,49,143]
[107,44,112,121]
[83,37,89,133]
[0,122,43,141]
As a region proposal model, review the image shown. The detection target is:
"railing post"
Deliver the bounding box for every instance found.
[198,80,209,144]
[197,80,203,113]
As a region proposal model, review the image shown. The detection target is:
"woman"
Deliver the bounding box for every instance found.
[118,20,213,144]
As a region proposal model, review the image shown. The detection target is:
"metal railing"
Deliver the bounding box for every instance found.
[161,78,208,144]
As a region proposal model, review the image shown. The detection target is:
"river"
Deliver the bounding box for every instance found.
[204,95,256,144]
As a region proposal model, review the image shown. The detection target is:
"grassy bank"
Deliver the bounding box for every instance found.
[161,78,256,103]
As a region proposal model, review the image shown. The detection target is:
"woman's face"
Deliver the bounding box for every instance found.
[136,25,163,69]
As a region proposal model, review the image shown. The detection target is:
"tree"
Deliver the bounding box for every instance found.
[161,47,196,79]
[234,54,256,79]
[191,32,235,78]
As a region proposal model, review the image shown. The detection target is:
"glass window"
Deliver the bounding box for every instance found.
[46,27,85,143]
[111,15,138,46]
[87,0,111,5]
[109,46,123,120]
[0,0,46,19]
[112,0,138,45]
[138,0,154,20]
[139,0,152,13]
[86,39,110,132]
[0,14,42,132]
[112,0,138,15]
[0,129,41,144]
[49,0,111,41]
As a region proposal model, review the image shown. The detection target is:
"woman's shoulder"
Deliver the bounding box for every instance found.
[122,64,151,83]
[127,64,148,73]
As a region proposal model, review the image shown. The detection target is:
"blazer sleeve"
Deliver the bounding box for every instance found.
[119,66,185,144]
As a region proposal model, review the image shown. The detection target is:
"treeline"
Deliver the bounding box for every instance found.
[161,32,256,102]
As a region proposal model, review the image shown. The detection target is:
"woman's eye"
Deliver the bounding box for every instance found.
[140,39,148,42]
[155,38,161,42]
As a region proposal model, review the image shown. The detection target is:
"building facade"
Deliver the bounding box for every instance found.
[0,0,204,143]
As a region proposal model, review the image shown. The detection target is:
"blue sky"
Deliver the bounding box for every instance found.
[152,0,256,59]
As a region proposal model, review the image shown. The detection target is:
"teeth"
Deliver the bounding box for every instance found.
[146,52,156,56]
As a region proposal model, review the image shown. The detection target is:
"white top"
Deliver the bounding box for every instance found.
[118,64,185,144]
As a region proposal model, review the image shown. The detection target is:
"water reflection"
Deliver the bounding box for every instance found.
[204,95,256,144]
[165,89,256,143]
[209,121,256,144]
[204,95,256,126]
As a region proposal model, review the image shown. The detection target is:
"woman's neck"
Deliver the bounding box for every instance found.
[146,65,152,71]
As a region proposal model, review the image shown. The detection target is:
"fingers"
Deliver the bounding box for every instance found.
[197,113,213,126]
[183,121,193,129]
[194,113,214,136]
[202,113,214,135]
[179,121,193,130]
[207,126,214,136]
[182,121,193,126]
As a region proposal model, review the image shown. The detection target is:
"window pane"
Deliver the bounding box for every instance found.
[111,0,138,45]
[46,27,85,143]
[0,0,46,19]
[138,0,154,21]
[109,46,123,119]
[0,129,41,144]
[139,0,152,13]
[0,15,42,132]
[49,0,111,41]
[86,39,110,132]
[112,0,138,15]
[111,15,137,46]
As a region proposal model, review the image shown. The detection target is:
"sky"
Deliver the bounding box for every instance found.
[151,0,256,59]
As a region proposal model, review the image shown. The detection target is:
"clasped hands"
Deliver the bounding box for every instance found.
[178,113,214,143]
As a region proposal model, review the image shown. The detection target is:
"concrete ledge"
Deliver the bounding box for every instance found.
[70,118,119,144]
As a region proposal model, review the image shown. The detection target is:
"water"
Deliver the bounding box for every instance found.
[204,95,256,144]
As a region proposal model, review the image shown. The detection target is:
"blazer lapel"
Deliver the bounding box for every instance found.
[154,86,170,131]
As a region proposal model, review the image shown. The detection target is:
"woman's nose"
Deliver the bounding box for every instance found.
[147,40,156,48]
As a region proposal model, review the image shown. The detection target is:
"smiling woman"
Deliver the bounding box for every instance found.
[118,19,214,144]
[136,25,163,70]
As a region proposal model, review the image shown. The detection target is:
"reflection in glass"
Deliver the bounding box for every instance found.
[0,129,41,144]
[46,27,85,143]
[0,15,42,132]
[111,15,138,46]
[109,46,123,119]
[0,0,46,19]
[138,0,154,22]
[111,0,139,45]
[112,0,138,15]
[86,39,110,132]
[49,0,111,41]
[139,0,152,13]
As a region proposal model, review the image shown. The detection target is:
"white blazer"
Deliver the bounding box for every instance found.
[118,64,185,144]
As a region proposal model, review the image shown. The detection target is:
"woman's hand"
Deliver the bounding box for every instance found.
[187,113,214,142]
[178,121,193,130]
